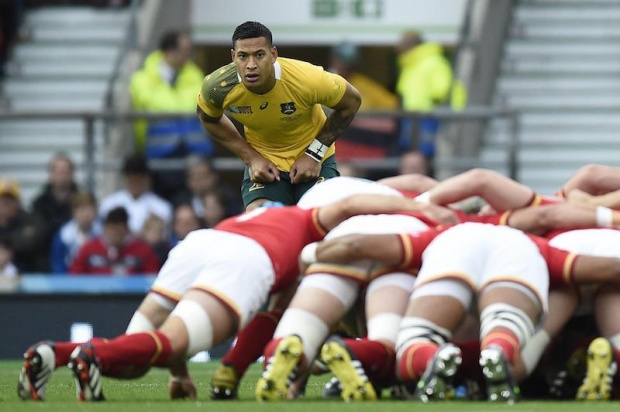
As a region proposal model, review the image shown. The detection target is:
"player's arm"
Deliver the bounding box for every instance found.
[560,164,620,196]
[568,188,620,209]
[508,203,620,236]
[197,106,256,165]
[314,81,361,149]
[317,193,459,231]
[197,106,279,183]
[571,254,620,286]
[378,173,439,193]
[311,234,403,266]
[418,168,537,212]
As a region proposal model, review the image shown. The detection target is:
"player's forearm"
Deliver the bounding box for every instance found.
[314,84,361,148]
[315,234,401,265]
[197,108,257,165]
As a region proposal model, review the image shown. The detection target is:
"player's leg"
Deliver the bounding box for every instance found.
[126,228,222,334]
[241,168,296,211]
[256,272,360,401]
[477,225,549,403]
[395,288,468,402]
[318,273,414,401]
[210,284,296,399]
[577,284,620,400]
[478,285,542,403]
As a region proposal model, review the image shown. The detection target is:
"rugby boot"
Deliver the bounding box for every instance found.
[413,342,462,402]
[17,341,55,401]
[576,337,617,400]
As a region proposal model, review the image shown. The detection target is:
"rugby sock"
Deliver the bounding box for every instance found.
[221,310,282,375]
[343,338,395,383]
[54,341,81,368]
[262,337,283,368]
[90,331,172,376]
[397,341,438,382]
[481,330,520,365]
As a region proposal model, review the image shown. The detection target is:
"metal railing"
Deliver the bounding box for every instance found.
[0,106,519,194]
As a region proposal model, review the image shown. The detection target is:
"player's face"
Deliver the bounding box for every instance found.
[232,37,277,94]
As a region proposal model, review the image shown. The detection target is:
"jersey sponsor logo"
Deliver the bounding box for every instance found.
[260,102,269,110]
[313,177,326,185]
[280,102,296,115]
[249,182,266,192]
[228,105,253,114]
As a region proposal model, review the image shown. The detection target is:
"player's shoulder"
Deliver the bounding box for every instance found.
[278,57,324,77]
[201,63,240,109]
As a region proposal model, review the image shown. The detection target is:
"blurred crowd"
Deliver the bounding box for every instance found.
[0,152,243,279]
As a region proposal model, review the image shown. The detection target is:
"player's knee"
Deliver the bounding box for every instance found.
[479,303,536,348]
[395,317,451,381]
[299,274,359,309]
[169,300,214,357]
[395,317,451,361]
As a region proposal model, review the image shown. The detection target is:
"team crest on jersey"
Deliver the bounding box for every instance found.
[260,102,269,110]
[228,105,253,114]
[280,102,296,115]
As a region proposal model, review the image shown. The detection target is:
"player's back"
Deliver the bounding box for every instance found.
[215,206,327,290]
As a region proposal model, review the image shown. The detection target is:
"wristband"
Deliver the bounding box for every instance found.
[301,242,319,264]
[596,206,614,227]
[304,139,328,162]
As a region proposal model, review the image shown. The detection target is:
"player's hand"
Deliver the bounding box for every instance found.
[290,155,321,184]
[421,203,460,225]
[248,154,280,183]
[169,375,197,400]
[567,188,594,207]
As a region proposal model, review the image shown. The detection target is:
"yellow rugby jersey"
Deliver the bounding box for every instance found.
[197,57,347,172]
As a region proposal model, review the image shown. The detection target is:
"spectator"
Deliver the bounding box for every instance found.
[399,149,430,176]
[172,155,242,219]
[171,204,201,245]
[70,207,160,276]
[0,238,17,276]
[140,214,170,269]
[329,42,400,160]
[0,178,47,273]
[50,191,101,274]
[31,153,80,270]
[130,29,214,199]
[201,189,228,228]
[395,30,467,158]
[337,162,365,178]
[0,238,19,292]
[99,153,172,235]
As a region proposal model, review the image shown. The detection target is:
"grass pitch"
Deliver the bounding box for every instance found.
[0,360,619,412]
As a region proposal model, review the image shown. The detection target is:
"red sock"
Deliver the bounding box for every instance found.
[397,341,438,382]
[262,337,283,368]
[482,330,520,364]
[453,339,482,383]
[54,341,81,368]
[90,331,172,376]
[343,338,395,384]
[222,311,282,375]
[611,346,620,378]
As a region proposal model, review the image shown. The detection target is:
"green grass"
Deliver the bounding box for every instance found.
[1,360,619,412]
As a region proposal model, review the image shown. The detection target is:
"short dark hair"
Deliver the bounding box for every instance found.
[232,21,272,49]
[159,29,189,51]
[104,207,129,226]
[122,153,150,175]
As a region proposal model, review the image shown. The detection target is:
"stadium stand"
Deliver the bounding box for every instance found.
[0,5,133,207]
[481,0,620,196]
